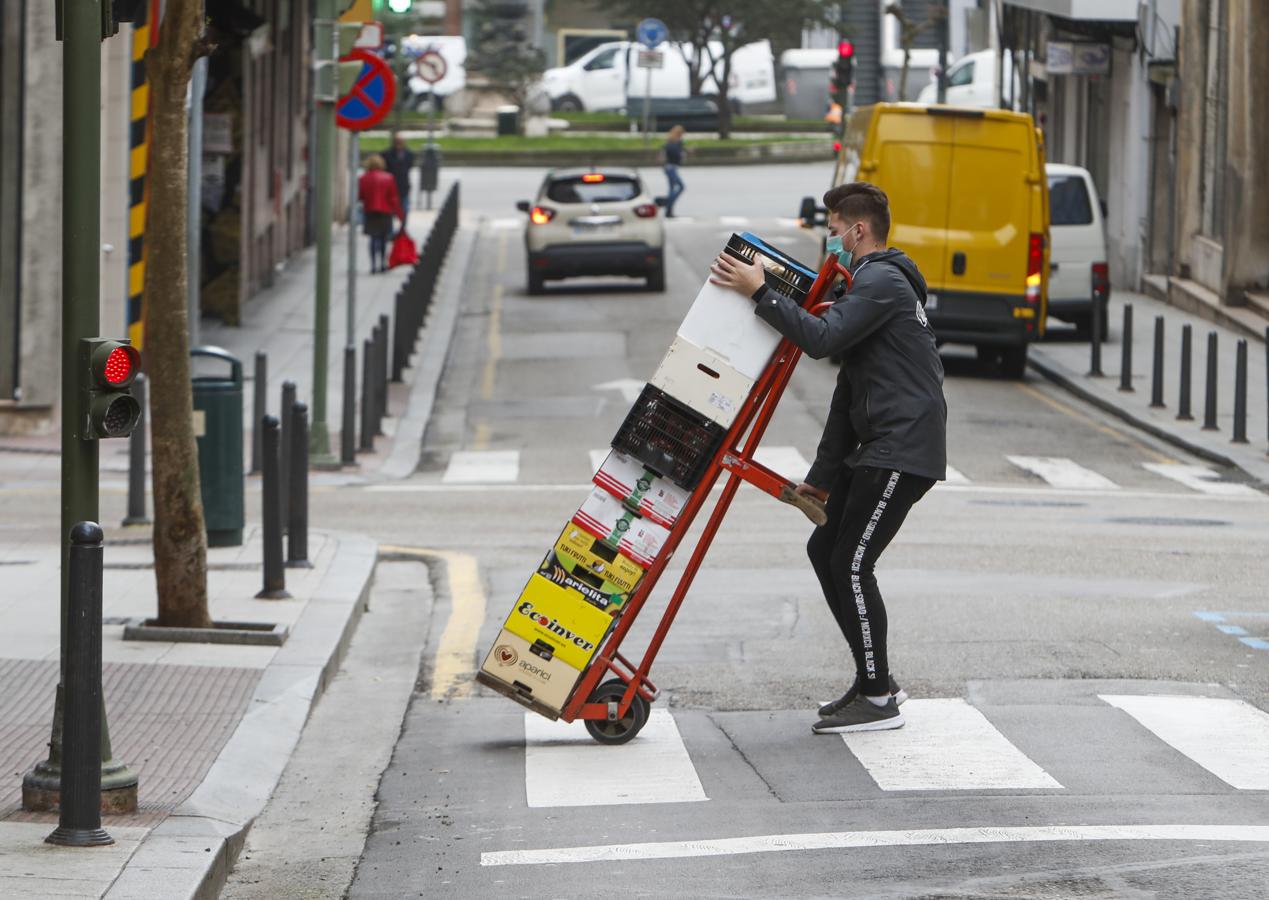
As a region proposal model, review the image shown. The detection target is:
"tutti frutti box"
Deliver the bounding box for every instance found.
[571,486,671,569]
[477,628,584,718]
[593,449,691,529]
[502,573,615,670]
[545,523,645,603]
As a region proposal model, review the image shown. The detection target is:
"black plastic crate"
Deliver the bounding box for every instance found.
[725,232,817,302]
[611,384,727,491]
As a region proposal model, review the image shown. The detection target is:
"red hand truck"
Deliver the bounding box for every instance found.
[564,255,852,744]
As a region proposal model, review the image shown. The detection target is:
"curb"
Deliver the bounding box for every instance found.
[102,531,379,900]
[380,224,478,480]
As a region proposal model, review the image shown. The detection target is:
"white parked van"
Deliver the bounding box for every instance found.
[538,40,776,113]
[916,49,1018,109]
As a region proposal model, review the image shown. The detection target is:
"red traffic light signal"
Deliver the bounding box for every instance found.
[838,40,854,58]
[80,339,142,439]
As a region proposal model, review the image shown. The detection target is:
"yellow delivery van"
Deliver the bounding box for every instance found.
[841,103,1050,378]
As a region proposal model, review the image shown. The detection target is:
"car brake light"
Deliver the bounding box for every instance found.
[530,206,555,225]
[1091,262,1109,300]
[634,203,657,218]
[1025,233,1044,303]
[581,173,605,183]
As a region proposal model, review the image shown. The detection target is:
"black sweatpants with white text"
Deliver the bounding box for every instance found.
[806,466,934,696]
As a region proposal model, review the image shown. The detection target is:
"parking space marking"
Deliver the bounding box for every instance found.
[1142,463,1261,496]
[1101,695,1269,790]
[842,699,1062,791]
[523,710,707,808]
[1006,455,1119,490]
[481,824,1269,867]
[442,450,520,484]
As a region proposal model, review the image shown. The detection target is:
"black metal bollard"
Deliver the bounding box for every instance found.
[279,380,296,531]
[392,291,408,382]
[251,351,267,474]
[45,522,113,847]
[378,312,391,424]
[1150,316,1165,408]
[1233,339,1248,444]
[1202,331,1219,430]
[1177,324,1194,420]
[1088,292,1104,376]
[360,337,376,452]
[372,324,386,437]
[257,416,290,599]
[287,402,311,568]
[1265,327,1269,449]
[1118,304,1134,392]
[123,374,150,526]
[341,345,357,466]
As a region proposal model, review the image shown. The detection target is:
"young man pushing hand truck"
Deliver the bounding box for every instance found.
[709,182,947,734]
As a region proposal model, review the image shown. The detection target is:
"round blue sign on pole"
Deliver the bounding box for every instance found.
[636,17,668,49]
[336,49,397,132]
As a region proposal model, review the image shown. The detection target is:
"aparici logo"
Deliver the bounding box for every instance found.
[517,602,597,650]
[495,644,518,667]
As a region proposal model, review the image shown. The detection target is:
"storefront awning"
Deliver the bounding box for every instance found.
[1001,0,1140,22]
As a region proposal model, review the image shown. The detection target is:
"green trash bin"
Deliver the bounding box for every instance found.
[192,346,244,547]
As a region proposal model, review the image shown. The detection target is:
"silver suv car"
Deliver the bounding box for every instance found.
[516,168,666,295]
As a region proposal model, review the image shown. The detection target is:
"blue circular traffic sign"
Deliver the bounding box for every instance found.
[336,49,397,132]
[636,17,668,49]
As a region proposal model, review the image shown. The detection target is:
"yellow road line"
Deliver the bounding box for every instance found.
[478,234,507,402]
[379,544,486,700]
[1015,381,1175,465]
[472,421,492,451]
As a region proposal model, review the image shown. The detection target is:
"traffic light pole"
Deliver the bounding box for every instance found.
[23,0,138,813]
[311,1,337,466]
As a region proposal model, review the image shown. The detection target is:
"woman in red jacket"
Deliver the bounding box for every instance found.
[358,154,405,273]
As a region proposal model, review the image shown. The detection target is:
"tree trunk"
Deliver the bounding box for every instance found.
[143,0,212,629]
[717,54,734,139]
[899,46,911,100]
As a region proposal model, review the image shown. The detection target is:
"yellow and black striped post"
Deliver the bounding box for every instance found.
[126,4,156,350]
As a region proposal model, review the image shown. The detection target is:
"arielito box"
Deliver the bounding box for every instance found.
[476,628,583,718]
[571,486,671,569]
[593,449,690,529]
[675,232,817,380]
[650,336,754,429]
[502,573,615,670]
[537,550,630,615]
[546,524,645,603]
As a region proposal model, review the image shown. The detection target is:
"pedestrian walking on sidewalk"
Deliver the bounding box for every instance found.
[661,124,687,217]
[359,154,405,274]
[708,182,947,735]
[382,133,415,220]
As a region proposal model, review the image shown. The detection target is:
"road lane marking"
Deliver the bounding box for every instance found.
[1006,456,1119,490]
[1014,381,1174,465]
[442,450,520,484]
[489,217,522,230]
[943,465,969,485]
[1141,463,1261,496]
[523,709,707,808]
[752,446,811,480]
[471,422,492,452]
[1100,695,1269,789]
[775,217,803,228]
[479,284,503,400]
[480,824,1269,867]
[842,699,1062,791]
[589,448,609,474]
[719,215,749,226]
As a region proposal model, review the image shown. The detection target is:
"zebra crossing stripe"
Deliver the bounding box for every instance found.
[718,216,749,226]
[752,446,811,480]
[523,710,707,807]
[1006,456,1119,490]
[943,465,970,485]
[842,699,1062,791]
[442,450,520,484]
[1141,463,1261,496]
[1100,695,1269,790]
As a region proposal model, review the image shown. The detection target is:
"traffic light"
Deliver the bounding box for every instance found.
[831,40,855,107]
[385,0,412,12]
[79,339,142,439]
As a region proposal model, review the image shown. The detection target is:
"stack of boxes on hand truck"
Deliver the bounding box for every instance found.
[476,233,818,721]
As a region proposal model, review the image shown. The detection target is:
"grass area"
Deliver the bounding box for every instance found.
[360,133,819,153]
[554,110,829,131]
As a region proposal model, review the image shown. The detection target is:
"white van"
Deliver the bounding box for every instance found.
[916,49,1018,109]
[1045,162,1110,333]
[538,40,776,113]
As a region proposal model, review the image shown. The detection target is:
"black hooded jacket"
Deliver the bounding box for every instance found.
[752,247,947,485]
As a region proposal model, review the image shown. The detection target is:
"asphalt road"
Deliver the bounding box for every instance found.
[329,217,1269,898]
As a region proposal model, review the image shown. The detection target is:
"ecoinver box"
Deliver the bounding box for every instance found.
[503,573,615,670]
[593,449,690,528]
[477,628,583,715]
[571,486,671,569]
[548,524,645,598]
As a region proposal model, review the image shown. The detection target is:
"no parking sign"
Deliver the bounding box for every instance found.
[336,49,397,131]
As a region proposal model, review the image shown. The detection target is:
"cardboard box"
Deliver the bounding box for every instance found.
[650,336,754,428]
[572,486,671,569]
[547,524,645,600]
[503,573,614,670]
[593,449,690,529]
[478,628,583,714]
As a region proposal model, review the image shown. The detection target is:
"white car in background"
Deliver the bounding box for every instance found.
[916,49,1018,108]
[1045,162,1110,334]
[517,168,666,295]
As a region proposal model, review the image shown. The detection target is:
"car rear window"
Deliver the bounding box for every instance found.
[1048,175,1093,226]
[545,175,641,204]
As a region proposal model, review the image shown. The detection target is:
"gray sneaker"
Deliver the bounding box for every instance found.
[818,676,907,717]
[812,696,904,734]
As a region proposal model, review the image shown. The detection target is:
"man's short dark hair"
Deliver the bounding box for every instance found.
[822,182,890,241]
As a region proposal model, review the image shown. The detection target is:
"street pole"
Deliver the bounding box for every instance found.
[641,61,652,146]
[24,0,137,813]
[937,8,949,104]
[342,131,358,466]
[311,1,336,465]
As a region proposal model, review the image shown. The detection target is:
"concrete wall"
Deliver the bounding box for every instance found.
[1220,0,1269,301]
[1171,0,1206,283]
[1103,43,1151,290]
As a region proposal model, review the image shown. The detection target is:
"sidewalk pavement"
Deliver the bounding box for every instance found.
[0,179,478,898]
[1031,289,1269,487]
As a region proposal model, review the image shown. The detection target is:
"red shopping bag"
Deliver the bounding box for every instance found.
[389,231,418,268]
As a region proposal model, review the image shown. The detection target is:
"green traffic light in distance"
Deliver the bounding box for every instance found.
[387,0,411,11]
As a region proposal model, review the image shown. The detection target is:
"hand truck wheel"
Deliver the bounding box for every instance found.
[583,679,650,745]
